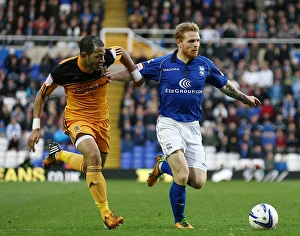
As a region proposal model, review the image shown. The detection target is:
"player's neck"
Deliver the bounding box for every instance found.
[176,51,193,64]
[79,57,93,73]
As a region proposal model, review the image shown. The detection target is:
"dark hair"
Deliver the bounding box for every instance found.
[79,35,104,55]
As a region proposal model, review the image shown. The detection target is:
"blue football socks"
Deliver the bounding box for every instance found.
[169,181,186,223]
[161,160,173,176]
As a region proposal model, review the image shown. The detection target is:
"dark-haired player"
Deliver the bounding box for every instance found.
[28,35,142,229]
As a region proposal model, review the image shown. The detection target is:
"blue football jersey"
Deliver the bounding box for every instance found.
[136,50,228,122]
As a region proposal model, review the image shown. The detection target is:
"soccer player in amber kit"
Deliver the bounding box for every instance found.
[110,22,261,228]
[28,35,142,229]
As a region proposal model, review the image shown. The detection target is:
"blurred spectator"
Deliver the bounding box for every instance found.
[6,78,17,97]
[224,104,239,125]
[25,20,34,36]
[0,68,8,96]
[67,16,80,37]
[22,106,33,131]
[0,119,6,137]
[201,24,220,43]
[121,133,134,152]
[201,99,215,122]
[239,141,251,159]
[222,18,237,38]
[264,151,275,172]
[291,69,300,100]
[4,48,19,72]
[121,120,133,139]
[260,98,275,121]
[39,53,55,80]
[212,102,228,123]
[280,93,296,121]
[286,132,299,153]
[68,1,80,19]
[33,15,48,34]
[19,154,34,169]
[132,119,145,146]
[26,80,39,101]
[144,123,157,142]
[18,56,31,75]
[59,0,71,15]
[248,40,260,63]
[257,61,274,89]
[238,129,253,148]
[18,131,30,150]
[252,144,265,159]
[216,133,228,153]
[43,115,57,147]
[6,116,22,150]
[0,104,11,126]
[275,129,287,153]
[53,122,69,145]
[273,113,287,131]
[242,60,259,87]
[57,11,69,36]
[11,103,25,125]
[202,122,219,147]
[213,39,228,61]
[16,72,30,91]
[79,4,93,26]
[264,43,277,66]
[261,130,276,148]
[274,154,288,172]
[226,136,239,153]
[268,72,284,106]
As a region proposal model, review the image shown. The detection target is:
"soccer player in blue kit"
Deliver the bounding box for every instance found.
[110,22,261,229]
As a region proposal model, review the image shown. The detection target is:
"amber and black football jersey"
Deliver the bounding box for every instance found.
[46,46,122,122]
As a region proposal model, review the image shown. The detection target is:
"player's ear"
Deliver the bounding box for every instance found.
[80,52,88,60]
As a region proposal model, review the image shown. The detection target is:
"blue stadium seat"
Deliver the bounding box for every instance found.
[121,152,132,169]
[132,158,144,169]
[133,145,145,159]
[30,64,41,80]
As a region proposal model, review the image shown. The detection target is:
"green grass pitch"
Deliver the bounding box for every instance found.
[0,179,299,235]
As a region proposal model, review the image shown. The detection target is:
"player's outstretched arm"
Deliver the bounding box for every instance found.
[219,80,261,108]
[119,47,143,84]
[107,68,145,87]
[28,82,58,152]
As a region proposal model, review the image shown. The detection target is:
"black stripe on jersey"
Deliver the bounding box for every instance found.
[115,47,122,57]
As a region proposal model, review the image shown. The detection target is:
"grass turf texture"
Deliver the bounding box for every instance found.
[0,180,299,235]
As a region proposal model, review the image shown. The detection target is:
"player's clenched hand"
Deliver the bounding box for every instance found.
[132,78,145,88]
[243,96,261,108]
[28,129,42,152]
[104,69,112,83]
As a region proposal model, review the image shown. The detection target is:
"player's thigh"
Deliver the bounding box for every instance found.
[156,116,186,155]
[188,167,207,189]
[77,137,101,166]
[66,119,109,153]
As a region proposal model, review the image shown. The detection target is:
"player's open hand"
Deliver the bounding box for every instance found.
[28,129,42,153]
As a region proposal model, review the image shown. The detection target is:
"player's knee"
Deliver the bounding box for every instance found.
[188,179,206,189]
[85,152,102,167]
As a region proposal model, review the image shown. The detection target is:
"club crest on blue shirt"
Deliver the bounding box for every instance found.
[198,66,205,76]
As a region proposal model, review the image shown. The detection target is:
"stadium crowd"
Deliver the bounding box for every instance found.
[0,0,300,171]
